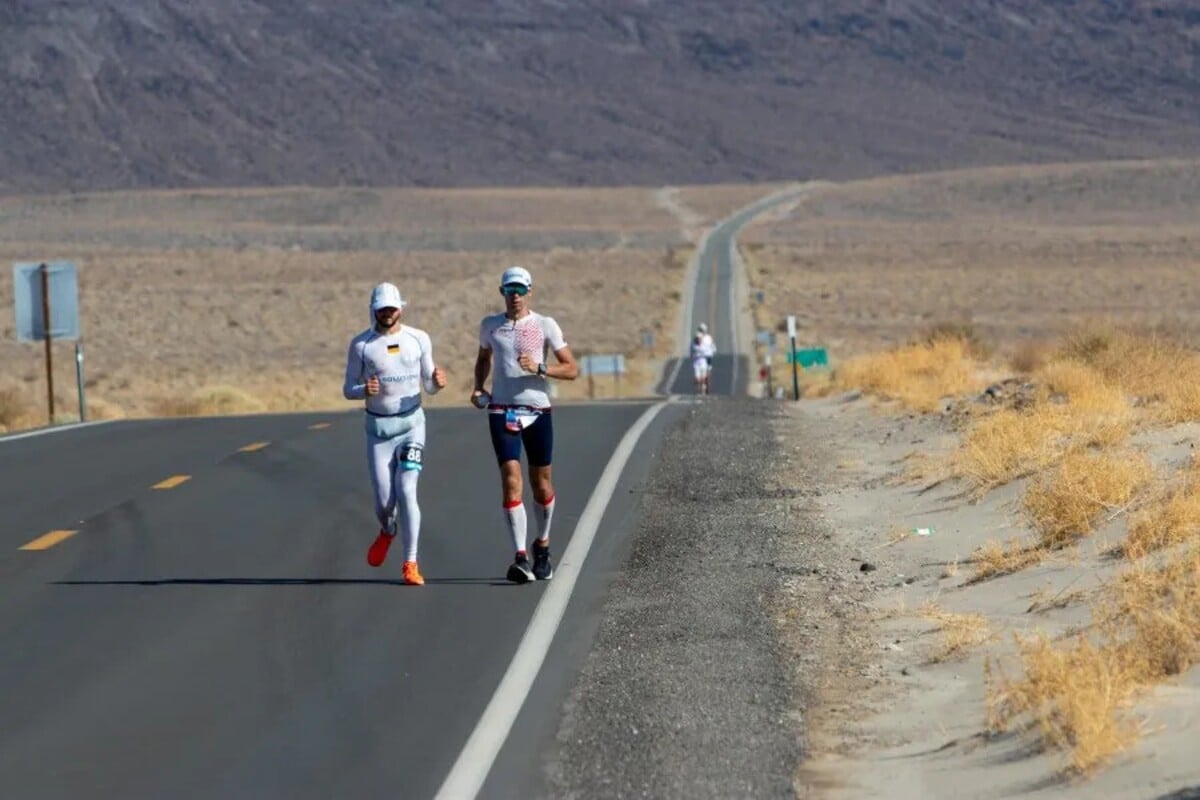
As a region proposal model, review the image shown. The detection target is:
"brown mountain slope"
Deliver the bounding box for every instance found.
[1,1,1198,194]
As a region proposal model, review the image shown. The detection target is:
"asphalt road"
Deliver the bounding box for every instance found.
[0,403,680,799]
[660,189,804,397]
[1,189,805,799]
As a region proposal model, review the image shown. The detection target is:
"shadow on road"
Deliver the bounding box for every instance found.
[54,577,512,587]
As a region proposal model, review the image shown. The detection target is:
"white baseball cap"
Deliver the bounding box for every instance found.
[500,266,533,289]
[697,322,708,333]
[370,282,405,311]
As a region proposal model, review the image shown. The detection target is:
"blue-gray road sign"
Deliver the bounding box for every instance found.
[580,354,626,376]
[14,261,80,342]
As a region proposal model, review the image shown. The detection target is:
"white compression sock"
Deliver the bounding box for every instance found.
[504,500,527,554]
[534,495,556,544]
[397,468,421,562]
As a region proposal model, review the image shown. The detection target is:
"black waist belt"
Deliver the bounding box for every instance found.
[487,403,550,413]
[366,404,421,418]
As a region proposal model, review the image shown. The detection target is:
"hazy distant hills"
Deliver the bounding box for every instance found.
[1,1,1198,194]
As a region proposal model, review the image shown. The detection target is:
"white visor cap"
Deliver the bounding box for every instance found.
[500,266,533,289]
[370,282,405,311]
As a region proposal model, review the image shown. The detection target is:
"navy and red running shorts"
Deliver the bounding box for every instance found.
[488,407,554,467]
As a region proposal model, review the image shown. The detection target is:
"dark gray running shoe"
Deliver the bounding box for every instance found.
[507,553,535,584]
[532,540,554,581]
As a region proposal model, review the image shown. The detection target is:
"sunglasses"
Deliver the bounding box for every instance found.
[500,284,529,297]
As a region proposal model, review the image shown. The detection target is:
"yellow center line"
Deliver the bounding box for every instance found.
[238,441,270,452]
[20,529,79,551]
[309,422,331,430]
[153,475,191,490]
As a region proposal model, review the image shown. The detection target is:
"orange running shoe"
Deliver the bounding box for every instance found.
[402,560,425,586]
[367,530,394,567]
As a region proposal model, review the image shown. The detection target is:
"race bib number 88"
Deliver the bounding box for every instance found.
[401,445,424,469]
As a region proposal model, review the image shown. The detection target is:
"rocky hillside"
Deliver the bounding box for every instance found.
[1,1,1198,193]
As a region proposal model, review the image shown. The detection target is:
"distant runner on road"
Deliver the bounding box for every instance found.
[343,282,447,586]
[471,266,579,584]
[692,322,716,395]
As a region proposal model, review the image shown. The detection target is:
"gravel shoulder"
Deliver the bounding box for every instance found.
[542,396,878,798]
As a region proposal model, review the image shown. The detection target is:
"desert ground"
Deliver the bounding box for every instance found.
[5,158,1200,797]
[747,158,1200,798]
[739,158,1200,378]
[0,184,775,430]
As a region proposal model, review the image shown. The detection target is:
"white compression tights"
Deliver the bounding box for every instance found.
[368,424,425,562]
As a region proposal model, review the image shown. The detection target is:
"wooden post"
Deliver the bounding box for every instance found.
[40,263,55,423]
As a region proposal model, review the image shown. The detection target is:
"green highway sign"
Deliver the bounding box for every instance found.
[786,348,830,368]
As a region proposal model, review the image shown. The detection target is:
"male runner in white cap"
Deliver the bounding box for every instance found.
[343,282,446,585]
[471,266,578,584]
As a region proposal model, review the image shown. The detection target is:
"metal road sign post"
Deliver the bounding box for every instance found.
[13,261,84,424]
[787,315,799,400]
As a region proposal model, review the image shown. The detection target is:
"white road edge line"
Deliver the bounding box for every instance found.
[0,419,115,444]
[434,400,668,800]
[727,232,740,396]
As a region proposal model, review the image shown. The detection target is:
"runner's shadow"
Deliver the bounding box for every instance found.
[54,577,512,587]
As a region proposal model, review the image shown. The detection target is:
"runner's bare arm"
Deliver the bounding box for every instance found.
[472,345,492,400]
[546,345,578,380]
[532,316,577,380]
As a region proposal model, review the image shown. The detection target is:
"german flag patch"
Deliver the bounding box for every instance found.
[387,344,400,354]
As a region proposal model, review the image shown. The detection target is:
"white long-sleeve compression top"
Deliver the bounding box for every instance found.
[343,325,440,415]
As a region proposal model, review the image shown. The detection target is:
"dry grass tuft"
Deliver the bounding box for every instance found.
[987,547,1200,775]
[152,386,267,418]
[886,525,911,546]
[919,602,991,661]
[954,407,1069,491]
[1037,361,1124,414]
[797,369,837,398]
[832,336,986,413]
[1026,584,1088,614]
[85,397,128,421]
[0,385,32,429]
[1057,324,1200,424]
[1125,469,1200,559]
[1023,450,1152,549]
[970,538,1047,582]
[1106,552,1200,677]
[950,329,1200,496]
[918,320,993,360]
[986,633,1141,775]
[895,450,951,486]
[953,365,1134,493]
[1010,339,1054,375]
